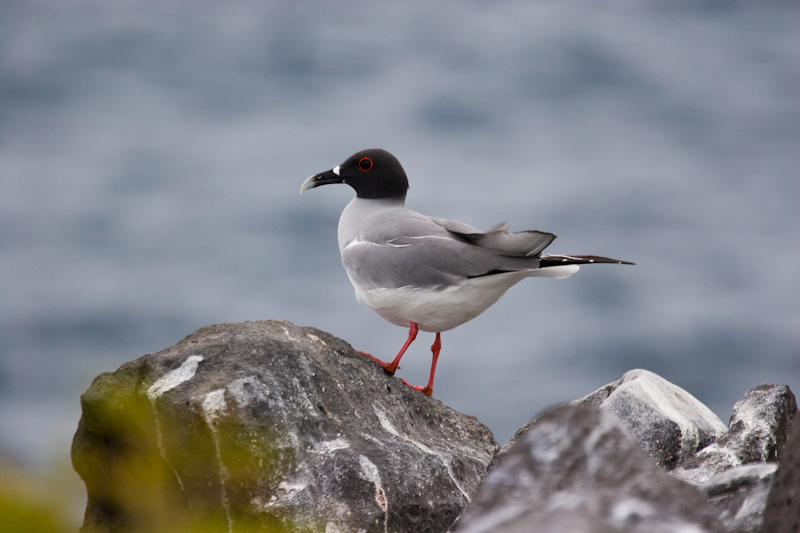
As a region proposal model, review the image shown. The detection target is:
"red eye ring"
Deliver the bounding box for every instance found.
[358,157,374,172]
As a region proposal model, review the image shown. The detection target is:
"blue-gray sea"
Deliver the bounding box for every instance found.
[2,0,798,477]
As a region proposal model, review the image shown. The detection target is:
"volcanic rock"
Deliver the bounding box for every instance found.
[72,320,498,533]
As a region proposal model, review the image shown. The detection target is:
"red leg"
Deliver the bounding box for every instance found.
[357,321,418,375]
[401,332,441,396]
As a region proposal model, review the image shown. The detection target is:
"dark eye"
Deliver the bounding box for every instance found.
[358,157,374,172]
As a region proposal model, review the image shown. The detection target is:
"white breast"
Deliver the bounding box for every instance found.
[349,271,531,332]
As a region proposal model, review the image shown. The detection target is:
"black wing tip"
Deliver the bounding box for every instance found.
[603,257,636,265]
[539,254,636,267]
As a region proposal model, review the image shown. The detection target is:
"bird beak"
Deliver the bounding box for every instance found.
[300,166,343,194]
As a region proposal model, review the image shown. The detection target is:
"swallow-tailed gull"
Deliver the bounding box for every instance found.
[301,149,633,395]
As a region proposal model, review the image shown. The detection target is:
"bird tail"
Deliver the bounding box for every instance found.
[526,264,581,279]
[539,254,635,268]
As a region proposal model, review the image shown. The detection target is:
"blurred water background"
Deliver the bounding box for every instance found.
[1,0,798,522]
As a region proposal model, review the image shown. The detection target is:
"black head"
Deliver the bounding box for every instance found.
[300,149,409,200]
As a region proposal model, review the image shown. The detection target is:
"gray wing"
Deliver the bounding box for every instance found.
[342,209,550,290]
[430,217,556,256]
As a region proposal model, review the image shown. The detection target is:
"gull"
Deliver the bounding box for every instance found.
[301,149,633,395]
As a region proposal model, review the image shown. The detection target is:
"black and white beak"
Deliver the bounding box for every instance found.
[300,165,344,194]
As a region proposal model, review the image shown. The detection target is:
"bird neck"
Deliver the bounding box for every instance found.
[337,196,405,251]
[347,196,405,213]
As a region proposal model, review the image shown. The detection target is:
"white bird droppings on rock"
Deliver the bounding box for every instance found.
[147,355,204,400]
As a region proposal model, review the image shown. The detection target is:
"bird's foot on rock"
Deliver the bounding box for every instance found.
[400,378,433,397]
[356,350,398,375]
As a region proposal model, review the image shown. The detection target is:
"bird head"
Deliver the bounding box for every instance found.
[300,149,409,200]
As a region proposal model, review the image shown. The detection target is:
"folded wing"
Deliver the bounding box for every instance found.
[431,217,556,256]
[342,210,559,290]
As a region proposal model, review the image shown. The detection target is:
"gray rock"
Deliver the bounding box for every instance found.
[760,410,800,533]
[674,384,797,486]
[568,369,727,470]
[72,320,498,533]
[452,405,723,533]
[700,464,776,533]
